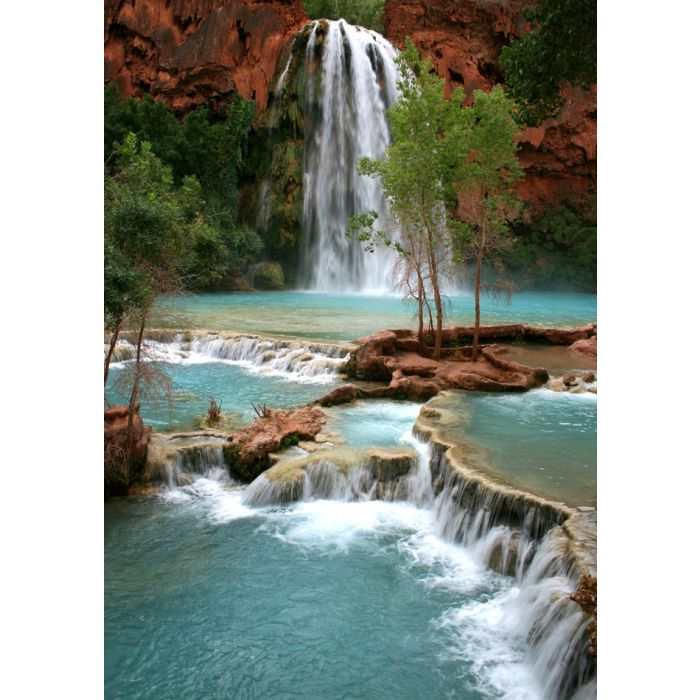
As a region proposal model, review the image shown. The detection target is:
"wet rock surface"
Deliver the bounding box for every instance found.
[224,406,326,482]
[570,575,597,656]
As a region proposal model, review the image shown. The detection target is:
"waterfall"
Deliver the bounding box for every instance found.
[112,330,350,383]
[299,20,399,294]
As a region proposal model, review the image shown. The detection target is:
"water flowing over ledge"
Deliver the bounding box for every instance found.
[142,415,595,699]
[109,329,353,384]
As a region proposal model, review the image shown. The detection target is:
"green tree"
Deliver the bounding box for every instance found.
[348,41,466,359]
[104,88,260,286]
[500,0,596,125]
[452,87,523,360]
[303,0,385,33]
[104,133,229,482]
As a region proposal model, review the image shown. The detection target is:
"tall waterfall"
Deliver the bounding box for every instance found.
[299,20,399,294]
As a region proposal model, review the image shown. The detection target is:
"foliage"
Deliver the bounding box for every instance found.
[348,40,467,358]
[500,0,596,125]
[506,206,596,291]
[105,133,224,303]
[452,87,523,358]
[105,87,261,284]
[303,0,385,33]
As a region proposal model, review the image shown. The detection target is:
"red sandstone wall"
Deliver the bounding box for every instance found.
[104,0,309,114]
[383,0,596,213]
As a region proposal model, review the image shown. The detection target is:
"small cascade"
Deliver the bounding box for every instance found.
[110,330,350,383]
[243,446,426,506]
[505,531,597,700]
[298,20,399,293]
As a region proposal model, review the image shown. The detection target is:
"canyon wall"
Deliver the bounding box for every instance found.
[104,1,595,214]
[104,0,308,114]
[383,0,596,213]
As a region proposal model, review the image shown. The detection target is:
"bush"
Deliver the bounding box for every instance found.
[506,206,597,292]
[303,0,385,33]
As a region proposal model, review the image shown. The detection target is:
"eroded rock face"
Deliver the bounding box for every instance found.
[104,0,308,113]
[223,406,326,481]
[383,0,596,213]
[104,404,152,496]
[570,575,597,656]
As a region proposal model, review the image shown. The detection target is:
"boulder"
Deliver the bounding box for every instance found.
[224,406,326,482]
[315,384,361,407]
[570,335,597,358]
[251,261,285,290]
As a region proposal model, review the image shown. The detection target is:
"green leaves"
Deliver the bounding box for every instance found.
[302,1,385,33]
[500,0,596,125]
[105,133,232,326]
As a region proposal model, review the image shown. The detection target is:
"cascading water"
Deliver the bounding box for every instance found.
[299,20,399,293]
[126,400,595,699]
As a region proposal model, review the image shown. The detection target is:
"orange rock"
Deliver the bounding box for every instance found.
[383,0,596,214]
[104,0,308,114]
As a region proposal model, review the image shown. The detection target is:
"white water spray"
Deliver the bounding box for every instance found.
[299,20,399,293]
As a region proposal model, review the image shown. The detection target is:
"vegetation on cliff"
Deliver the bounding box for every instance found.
[500,0,596,125]
[105,86,262,288]
[303,0,385,33]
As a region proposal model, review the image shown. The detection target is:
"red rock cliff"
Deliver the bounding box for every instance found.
[104,0,308,113]
[383,0,596,213]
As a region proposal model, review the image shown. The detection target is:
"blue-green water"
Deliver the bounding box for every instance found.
[106,361,340,430]
[326,401,422,446]
[105,494,542,699]
[152,291,597,342]
[437,390,597,506]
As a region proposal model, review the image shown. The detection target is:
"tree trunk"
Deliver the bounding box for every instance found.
[428,248,443,360]
[104,313,123,386]
[416,269,425,355]
[471,227,486,362]
[124,312,147,484]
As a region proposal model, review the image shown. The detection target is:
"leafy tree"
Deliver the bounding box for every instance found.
[348,41,466,359]
[104,134,229,476]
[104,88,261,285]
[452,87,523,360]
[500,0,596,125]
[303,0,385,33]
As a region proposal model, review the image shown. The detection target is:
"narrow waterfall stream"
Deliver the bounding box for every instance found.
[298,20,399,293]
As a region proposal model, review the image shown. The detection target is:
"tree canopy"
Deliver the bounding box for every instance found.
[500,0,596,125]
[302,0,385,33]
[105,87,261,285]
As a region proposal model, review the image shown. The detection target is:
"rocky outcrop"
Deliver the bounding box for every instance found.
[223,406,326,481]
[344,327,556,400]
[383,0,596,214]
[570,335,597,358]
[243,445,418,505]
[104,404,152,496]
[315,384,362,407]
[570,575,597,656]
[104,0,308,114]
